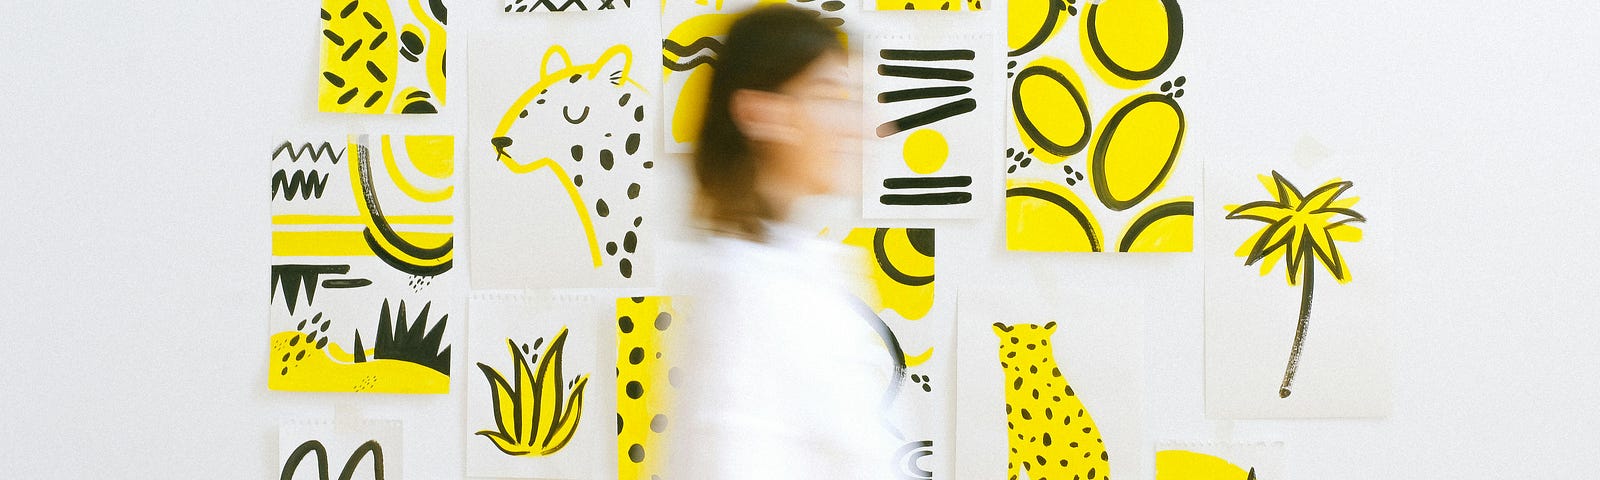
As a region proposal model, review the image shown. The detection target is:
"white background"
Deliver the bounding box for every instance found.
[2,1,1598,478]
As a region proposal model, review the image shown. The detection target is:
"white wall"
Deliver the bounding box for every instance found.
[2,1,1597,478]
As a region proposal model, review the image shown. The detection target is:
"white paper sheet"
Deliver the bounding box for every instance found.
[1204,158,1392,418]
[279,419,403,480]
[269,135,457,394]
[955,284,1146,480]
[467,11,661,289]
[465,291,614,479]
[862,31,999,219]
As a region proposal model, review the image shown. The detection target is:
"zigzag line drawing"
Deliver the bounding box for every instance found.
[273,170,332,201]
[273,141,344,164]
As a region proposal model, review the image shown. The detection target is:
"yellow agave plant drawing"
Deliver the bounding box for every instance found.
[476,327,590,456]
[1225,171,1365,399]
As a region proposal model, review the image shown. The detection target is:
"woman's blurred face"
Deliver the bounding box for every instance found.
[773,50,859,196]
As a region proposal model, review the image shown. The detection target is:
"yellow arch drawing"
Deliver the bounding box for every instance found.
[381,135,453,203]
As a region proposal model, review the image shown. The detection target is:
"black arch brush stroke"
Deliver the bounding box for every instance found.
[877,98,976,137]
[1116,200,1192,252]
[1006,186,1102,251]
[279,439,385,480]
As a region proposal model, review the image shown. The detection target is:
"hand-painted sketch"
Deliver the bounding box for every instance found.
[616,297,676,480]
[1155,442,1284,480]
[864,33,997,219]
[279,419,401,480]
[1225,172,1365,398]
[467,293,610,478]
[469,25,659,288]
[318,0,448,114]
[1205,163,1388,418]
[1005,0,1191,251]
[995,322,1110,480]
[661,0,853,153]
[833,227,953,479]
[870,0,980,12]
[506,0,630,12]
[269,136,455,394]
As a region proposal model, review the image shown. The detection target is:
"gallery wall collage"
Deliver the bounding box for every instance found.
[270,0,1387,479]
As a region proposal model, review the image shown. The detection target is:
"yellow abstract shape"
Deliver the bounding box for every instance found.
[272,215,452,226]
[406,0,448,106]
[876,0,972,11]
[404,135,455,179]
[1118,196,1193,252]
[1079,0,1183,89]
[1226,172,1364,286]
[318,0,398,114]
[995,322,1110,480]
[476,328,589,456]
[1012,56,1093,163]
[903,346,934,367]
[269,331,449,393]
[1089,92,1185,211]
[272,230,452,257]
[902,129,949,175]
[493,45,644,269]
[1006,178,1103,252]
[663,12,738,146]
[617,297,676,480]
[842,228,936,320]
[347,138,454,275]
[380,135,453,203]
[1156,450,1256,480]
[1008,0,1069,56]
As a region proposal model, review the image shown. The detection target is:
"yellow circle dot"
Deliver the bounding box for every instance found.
[902,129,949,175]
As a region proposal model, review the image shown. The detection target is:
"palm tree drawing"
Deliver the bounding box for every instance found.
[1225,171,1366,398]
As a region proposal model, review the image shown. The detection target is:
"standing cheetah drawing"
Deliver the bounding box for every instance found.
[490,45,651,279]
[995,322,1110,480]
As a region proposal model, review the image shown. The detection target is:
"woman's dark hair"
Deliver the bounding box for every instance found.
[692,4,845,239]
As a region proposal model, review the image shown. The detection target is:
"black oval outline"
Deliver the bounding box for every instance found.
[1090,93,1185,212]
[1012,65,1093,157]
[1085,0,1183,81]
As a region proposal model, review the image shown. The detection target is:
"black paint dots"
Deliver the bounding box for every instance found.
[518,109,528,119]
[629,347,644,365]
[634,216,643,227]
[650,414,668,433]
[596,198,610,217]
[654,312,672,331]
[619,93,632,106]
[617,413,625,434]
[574,174,583,187]
[626,133,641,155]
[628,443,645,463]
[619,258,633,278]
[626,380,644,399]
[571,144,583,162]
[569,74,583,83]
[634,105,645,122]
[642,161,654,169]
[607,242,618,256]
[600,149,615,170]
[627,183,641,199]
[618,315,634,333]
[624,231,638,253]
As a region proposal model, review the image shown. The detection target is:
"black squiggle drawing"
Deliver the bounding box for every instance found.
[273,170,332,201]
[273,141,344,164]
[279,439,384,480]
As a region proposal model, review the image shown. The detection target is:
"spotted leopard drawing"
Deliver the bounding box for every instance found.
[995,322,1110,480]
[491,45,650,279]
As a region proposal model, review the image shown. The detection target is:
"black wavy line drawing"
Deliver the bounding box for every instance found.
[272,264,350,314]
[663,37,725,57]
[273,141,344,164]
[273,170,332,201]
[279,439,385,480]
[506,0,590,12]
[663,54,717,72]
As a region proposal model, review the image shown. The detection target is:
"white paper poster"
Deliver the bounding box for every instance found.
[279,419,403,480]
[955,284,1146,480]
[1156,441,1285,480]
[862,31,999,219]
[466,291,614,479]
[468,11,661,289]
[1205,158,1392,418]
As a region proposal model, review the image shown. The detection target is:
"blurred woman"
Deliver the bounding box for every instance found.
[664,4,901,479]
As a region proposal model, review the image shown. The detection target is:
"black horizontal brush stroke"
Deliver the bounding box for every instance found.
[879,49,975,61]
[877,98,977,137]
[880,192,973,205]
[321,279,373,289]
[877,64,974,82]
[883,176,972,189]
[877,86,971,104]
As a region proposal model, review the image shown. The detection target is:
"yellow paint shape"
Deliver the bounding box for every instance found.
[1079,0,1182,89]
[272,230,452,257]
[672,68,714,146]
[1006,178,1103,252]
[843,228,935,320]
[617,297,676,480]
[1012,56,1093,163]
[347,137,454,270]
[902,129,949,175]
[268,331,449,393]
[405,135,455,179]
[381,135,453,203]
[272,215,453,225]
[1008,0,1067,54]
[318,0,397,114]
[405,0,448,105]
[997,322,1109,480]
[1118,197,1193,252]
[1155,450,1253,480]
[903,346,934,367]
[1089,93,1184,211]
